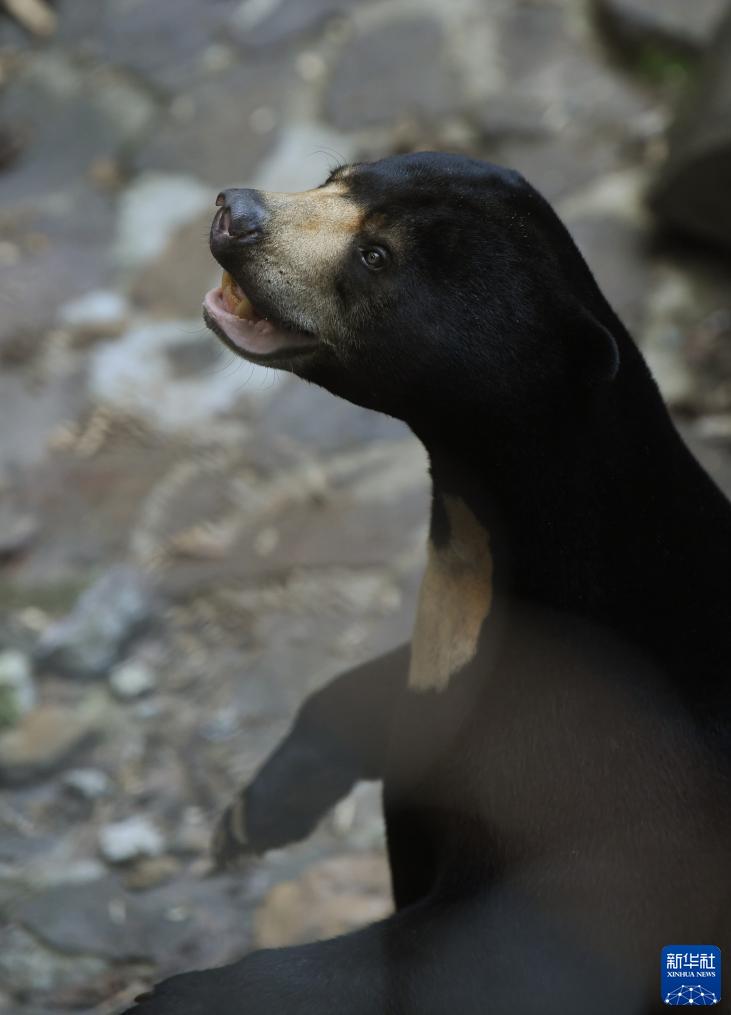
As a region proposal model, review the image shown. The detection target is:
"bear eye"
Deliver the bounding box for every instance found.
[360,246,388,271]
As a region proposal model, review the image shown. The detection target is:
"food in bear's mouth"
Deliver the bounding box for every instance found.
[203,275,318,360]
[221,271,255,320]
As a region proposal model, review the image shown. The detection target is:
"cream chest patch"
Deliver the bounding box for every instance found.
[409,495,493,693]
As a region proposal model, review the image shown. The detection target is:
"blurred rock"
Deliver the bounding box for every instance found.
[0,703,100,784]
[123,855,180,891]
[11,874,252,968]
[36,565,152,678]
[688,309,731,414]
[89,319,281,433]
[474,3,660,205]
[0,506,38,561]
[325,17,460,130]
[114,172,212,274]
[498,1,655,135]
[592,0,727,57]
[57,289,130,339]
[233,0,359,48]
[82,0,241,91]
[30,857,108,890]
[156,441,427,596]
[696,415,731,442]
[253,853,391,948]
[249,122,357,193]
[258,376,409,451]
[0,52,153,209]
[63,767,112,800]
[639,266,700,408]
[651,9,731,252]
[564,212,651,334]
[474,93,552,141]
[99,817,165,864]
[4,0,57,36]
[10,879,144,962]
[0,649,36,725]
[135,60,294,186]
[109,660,157,699]
[198,706,240,744]
[127,212,218,319]
[489,133,627,204]
[0,122,23,170]
[0,214,114,360]
[0,924,109,998]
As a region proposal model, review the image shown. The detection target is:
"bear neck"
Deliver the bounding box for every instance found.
[415,361,728,644]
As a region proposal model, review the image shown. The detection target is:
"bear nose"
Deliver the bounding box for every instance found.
[215,188,269,239]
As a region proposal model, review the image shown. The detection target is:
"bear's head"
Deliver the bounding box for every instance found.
[204,151,624,440]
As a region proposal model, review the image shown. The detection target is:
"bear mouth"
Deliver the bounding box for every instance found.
[203,272,319,363]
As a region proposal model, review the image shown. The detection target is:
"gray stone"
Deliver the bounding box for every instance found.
[52,0,106,52]
[0,439,181,594]
[88,319,283,433]
[485,132,628,203]
[566,215,651,335]
[127,211,221,319]
[473,94,552,141]
[470,3,662,213]
[0,703,100,785]
[0,831,52,868]
[63,767,112,800]
[0,56,127,347]
[233,0,359,48]
[198,705,241,744]
[0,9,27,48]
[0,52,153,209]
[0,212,114,359]
[31,857,108,890]
[36,565,152,678]
[651,9,731,253]
[99,816,165,864]
[258,376,409,451]
[555,166,652,335]
[0,924,109,998]
[12,873,253,968]
[251,495,426,576]
[123,855,181,892]
[134,60,295,186]
[592,0,727,57]
[683,424,731,501]
[156,440,428,596]
[0,650,36,724]
[639,267,701,408]
[325,17,461,130]
[81,0,242,91]
[0,506,38,561]
[248,121,357,192]
[11,878,147,962]
[109,660,157,699]
[114,172,212,273]
[493,1,655,139]
[57,289,130,337]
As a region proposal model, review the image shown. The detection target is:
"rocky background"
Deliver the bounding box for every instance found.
[1,0,731,1011]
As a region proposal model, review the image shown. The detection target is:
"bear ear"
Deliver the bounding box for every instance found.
[565,304,620,386]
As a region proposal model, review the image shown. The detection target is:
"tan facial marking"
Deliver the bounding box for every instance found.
[409,496,493,693]
[249,182,365,332]
[265,183,363,246]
